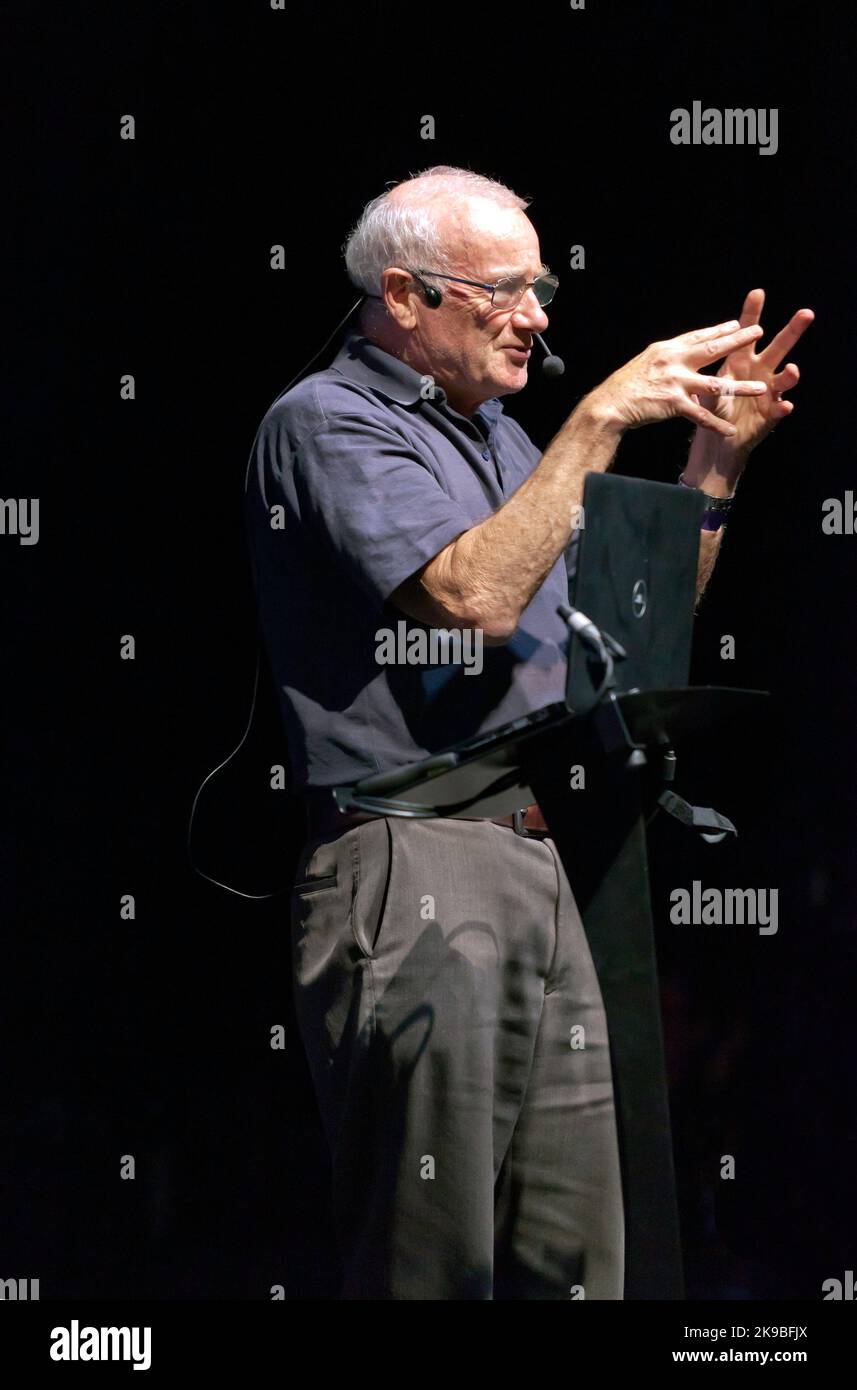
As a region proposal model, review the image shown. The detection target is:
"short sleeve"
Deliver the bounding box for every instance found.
[288,412,473,609]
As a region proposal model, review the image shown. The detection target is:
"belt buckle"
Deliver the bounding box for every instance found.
[512,807,538,838]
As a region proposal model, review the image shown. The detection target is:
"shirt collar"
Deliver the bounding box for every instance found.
[331,330,504,430]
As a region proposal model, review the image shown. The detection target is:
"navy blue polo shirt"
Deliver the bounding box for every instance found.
[245,329,572,790]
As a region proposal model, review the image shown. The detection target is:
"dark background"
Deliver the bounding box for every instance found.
[3,0,854,1298]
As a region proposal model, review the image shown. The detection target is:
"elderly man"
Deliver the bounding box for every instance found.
[246,166,811,1300]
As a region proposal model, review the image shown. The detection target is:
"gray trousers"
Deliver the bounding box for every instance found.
[290,814,625,1300]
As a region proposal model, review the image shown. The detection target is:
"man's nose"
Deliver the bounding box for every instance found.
[511,289,549,332]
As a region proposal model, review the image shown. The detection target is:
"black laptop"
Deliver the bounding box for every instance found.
[565,471,705,714]
[445,469,706,750]
[343,472,706,806]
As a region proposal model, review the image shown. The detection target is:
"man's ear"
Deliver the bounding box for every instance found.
[381,267,419,329]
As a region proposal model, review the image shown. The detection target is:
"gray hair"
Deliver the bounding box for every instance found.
[343,165,531,297]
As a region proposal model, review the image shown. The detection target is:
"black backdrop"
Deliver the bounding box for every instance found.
[3,0,855,1299]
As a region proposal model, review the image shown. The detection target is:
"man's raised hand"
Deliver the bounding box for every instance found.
[688,289,814,460]
[589,317,769,439]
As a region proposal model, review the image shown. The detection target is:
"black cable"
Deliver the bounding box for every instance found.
[189,296,366,899]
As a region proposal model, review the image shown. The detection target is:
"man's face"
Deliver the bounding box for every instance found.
[390,199,551,416]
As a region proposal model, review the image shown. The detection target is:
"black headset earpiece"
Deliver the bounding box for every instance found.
[410,271,441,308]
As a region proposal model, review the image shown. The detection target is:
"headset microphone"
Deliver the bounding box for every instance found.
[535,333,565,379]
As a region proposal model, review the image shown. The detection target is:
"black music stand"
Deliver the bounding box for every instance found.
[330,682,767,1298]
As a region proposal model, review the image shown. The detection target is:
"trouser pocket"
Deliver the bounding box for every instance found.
[350,817,395,960]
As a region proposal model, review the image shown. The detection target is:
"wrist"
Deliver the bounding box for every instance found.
[575,387,626,443]
[678,471,736,531]
[684,434,749,496]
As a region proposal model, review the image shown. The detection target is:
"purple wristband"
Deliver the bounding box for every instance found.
[678,473,735,531]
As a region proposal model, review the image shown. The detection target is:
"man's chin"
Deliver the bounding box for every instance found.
[491,362,529,396]
[491,369,525,397]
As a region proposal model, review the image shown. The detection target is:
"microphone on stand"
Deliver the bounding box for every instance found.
[535,333,565,379]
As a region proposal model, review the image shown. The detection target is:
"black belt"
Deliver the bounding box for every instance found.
[300,788,550,843]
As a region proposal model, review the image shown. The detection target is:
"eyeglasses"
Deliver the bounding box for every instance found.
[411,265,559,312]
